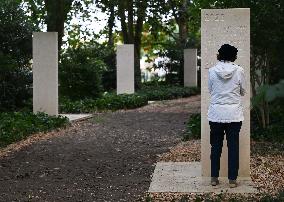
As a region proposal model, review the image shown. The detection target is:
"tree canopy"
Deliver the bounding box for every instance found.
[0,0,283,129]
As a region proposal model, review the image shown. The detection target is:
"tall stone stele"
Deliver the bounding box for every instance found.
[33,32,58,116]
[117,44,135,94]
[201,9,251,178]
[184,49,198,87]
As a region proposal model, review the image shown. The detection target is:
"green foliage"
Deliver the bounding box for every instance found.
[140,1,201,85]
[138,84,200,101]
[59,41,117,99]
[0,0,37,111]
[59,45,106,100]
[251,98,284,143]
[154,40,183,85]
[251,80,284,108]
[265,80,284,102]
[0,112,68,147]
[182,113,201,141]
[94,93,148,111]
[0,0,35,64]
[60,85,199,113]
[250,80,284,142]
[0,53,32,111]
[96,44,116,91]
[60,93,148,113]
[145,194,153,202]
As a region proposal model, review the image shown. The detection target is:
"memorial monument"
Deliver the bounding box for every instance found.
[184,49,198,87]
[117,44,135,94]
[33,32,58,116]
[201,9,251,177]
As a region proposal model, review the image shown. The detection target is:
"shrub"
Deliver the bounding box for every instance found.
[100,46,116,91]
[138,84,200,101]
[0,53,32,111]
[59,46,105,100]
[0,0,36,111]
[60,41,117,98]
[60,85,200,113]
[60,93,148,113]
[0,112,69,147]
[94,93,148,111]
[251,97,284,143]
[182,113,201,141]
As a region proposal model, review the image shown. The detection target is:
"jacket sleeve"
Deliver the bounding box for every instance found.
[208,69,212,94]
[239,68,246,96]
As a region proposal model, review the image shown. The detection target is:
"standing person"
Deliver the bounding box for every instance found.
[207,44,246,188]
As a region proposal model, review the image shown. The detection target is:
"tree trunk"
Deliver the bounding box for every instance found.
[107,2,115,47]
[169,0,189,85]
[177,21,188,85]
[260,103,266,128]
[118,1,129,43]
[45,0,72,51]
[118,0,147,89]
[127,0,134,44]
[133,0,147,90]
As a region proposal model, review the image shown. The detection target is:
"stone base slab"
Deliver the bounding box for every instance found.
[60,114,93,122]
[148,162,258,193]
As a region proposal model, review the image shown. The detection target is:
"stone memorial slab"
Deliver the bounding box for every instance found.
[201,9,251,177]
[184,49,198,87]
[33,32,58,116]
[117,44,135,94]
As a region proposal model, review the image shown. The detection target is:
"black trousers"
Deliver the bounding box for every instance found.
[209,121,242,180]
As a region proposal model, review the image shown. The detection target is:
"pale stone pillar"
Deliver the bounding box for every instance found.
[117,44,135,94]
[184,49,197,87]
[33,32,58,116]
[201,9,250,177]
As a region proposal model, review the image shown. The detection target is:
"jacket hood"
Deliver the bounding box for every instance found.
[214,62,237,79]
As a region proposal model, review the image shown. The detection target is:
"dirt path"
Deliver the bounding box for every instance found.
[0,95,200,202]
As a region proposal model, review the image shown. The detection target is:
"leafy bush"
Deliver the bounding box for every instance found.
[251,80,284,136]
[0,53,32,111]
[138,85,200,101]
[0,112,69,147]
[182,113,201,141]
[0,0,36,111]
[251,97,284,143]
[59,46,106,100]
[99,46,116,91]
[94,93,148,110]
[251,81,284,143]
[60,93,148,113]
[60,85,200,113]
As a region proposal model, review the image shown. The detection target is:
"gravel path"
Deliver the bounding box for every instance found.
[0,95,200,202]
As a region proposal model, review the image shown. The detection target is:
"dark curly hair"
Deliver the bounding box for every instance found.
[217,44,238,62]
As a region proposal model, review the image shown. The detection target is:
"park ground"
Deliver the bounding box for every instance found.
[0,95,283,202]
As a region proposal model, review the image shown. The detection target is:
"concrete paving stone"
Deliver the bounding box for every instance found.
[60,114,93,122]
[149,162,258,193]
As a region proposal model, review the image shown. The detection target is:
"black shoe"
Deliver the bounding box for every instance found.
[229,179,238,188]
[211,177,219,186]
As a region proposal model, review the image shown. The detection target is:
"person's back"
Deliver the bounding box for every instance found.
[207,56,246,122]
[208,44,246,188]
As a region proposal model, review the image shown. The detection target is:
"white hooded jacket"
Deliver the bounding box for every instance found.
[207,61,246,122]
